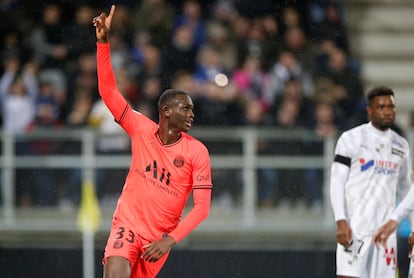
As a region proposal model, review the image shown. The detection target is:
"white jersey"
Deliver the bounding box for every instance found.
[331,122,412,239]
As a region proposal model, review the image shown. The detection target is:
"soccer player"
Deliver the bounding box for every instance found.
[329,85,414,277]
[93,6,212,278]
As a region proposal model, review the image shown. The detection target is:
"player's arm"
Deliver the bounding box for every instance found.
[396,146,414,231]
[141,188,211,263]
[330,134,352,248]
[330,157,352,248]
[94,6,129,123]
[168,187,211,242]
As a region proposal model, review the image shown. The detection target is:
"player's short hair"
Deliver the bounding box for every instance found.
[366,86,395,104]
[158,89,189,111]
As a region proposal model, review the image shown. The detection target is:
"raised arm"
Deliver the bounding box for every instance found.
[93,5,129,122]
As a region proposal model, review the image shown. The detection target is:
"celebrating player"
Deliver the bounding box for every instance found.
[93,6,212,278]
[329,85,414,277]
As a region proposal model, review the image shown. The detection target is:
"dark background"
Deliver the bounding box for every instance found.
[0,248,336,278]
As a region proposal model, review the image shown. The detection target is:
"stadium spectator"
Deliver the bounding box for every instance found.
[308,1,349,53]
[265,49,314,105]
[315,46,365,128]
[130,0,176,49]
[0,57,39,207]
[29,3,68,107]
[241,19,278,71]
[161,23,198,88]
[128,30,153,77]
[87,93,130,206]
[64,5,97,64]
[265,78,314,208]
[232,54,271,125]
[282,25,317,76]
[303,100,340,211]
[192,46,242,125]
[134,45,163,90]
[0,57,38,134]
[173,0,207,49]
[23,79,63,207]
[200,21,238,73]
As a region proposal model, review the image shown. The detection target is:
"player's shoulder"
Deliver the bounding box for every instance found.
[182,132,209,153]
[131,110,158,128]
[338,123,367,139]
[389,129,409,149]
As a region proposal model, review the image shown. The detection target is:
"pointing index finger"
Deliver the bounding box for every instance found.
[108,5,116,20]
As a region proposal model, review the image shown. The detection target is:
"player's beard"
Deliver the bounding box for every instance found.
[379,119,394,130]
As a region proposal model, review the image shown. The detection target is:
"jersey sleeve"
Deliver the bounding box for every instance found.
[396,140,414,228]
[334,132,354,159]
[329,133,351,222]
[191,142,212,189]
[397,141,413,200]
[391,184,414,224]
[97,43,155,135]
[96,43,129,123]
[168,188,211,242]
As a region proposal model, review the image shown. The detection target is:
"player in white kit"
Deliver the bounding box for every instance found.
[330,86,414,277]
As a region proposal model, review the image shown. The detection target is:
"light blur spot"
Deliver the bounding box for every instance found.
[214,73,228,87]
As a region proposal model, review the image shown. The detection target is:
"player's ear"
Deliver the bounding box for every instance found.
[366,106,372,121]
[161,104,171,118]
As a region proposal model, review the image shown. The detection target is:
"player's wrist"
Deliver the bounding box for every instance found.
[162,233,176,246]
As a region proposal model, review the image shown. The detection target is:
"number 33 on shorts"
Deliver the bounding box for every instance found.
[113,226,135,248]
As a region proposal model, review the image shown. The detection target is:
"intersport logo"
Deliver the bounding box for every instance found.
[359,158,398,176]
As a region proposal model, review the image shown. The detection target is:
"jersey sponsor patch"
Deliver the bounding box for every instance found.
[359,158,398,176]
[391,147,404,158]
[359,158,374,171]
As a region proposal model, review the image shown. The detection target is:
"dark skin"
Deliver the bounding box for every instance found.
[337,94,414,278]
[367,94,395,131]
[158,94,195,145]
[94,5,195,278]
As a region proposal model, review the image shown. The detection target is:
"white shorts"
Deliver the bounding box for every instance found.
[336,233,397,278]
[408,247,414,278]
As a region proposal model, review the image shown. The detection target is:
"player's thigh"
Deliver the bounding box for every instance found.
[131,242,170,278]
[104,256,131,278]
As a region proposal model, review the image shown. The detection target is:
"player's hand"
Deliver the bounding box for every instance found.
[92,5,115,43]
[336,219,353,248]
[408,232,414,257]
[141,235,176,263]
[371,220,398,249]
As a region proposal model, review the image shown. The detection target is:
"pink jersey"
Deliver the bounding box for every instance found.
[97,43,212,242]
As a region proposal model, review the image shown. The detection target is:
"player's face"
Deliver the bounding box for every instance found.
[367,95,396,131]
[168,94,194,132]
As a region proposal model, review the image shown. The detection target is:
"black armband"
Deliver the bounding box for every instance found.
[334,154,351,167]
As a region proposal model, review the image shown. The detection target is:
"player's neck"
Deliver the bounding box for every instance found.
[157,129,181,145]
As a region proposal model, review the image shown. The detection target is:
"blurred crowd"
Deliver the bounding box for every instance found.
[0,0,366,210]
